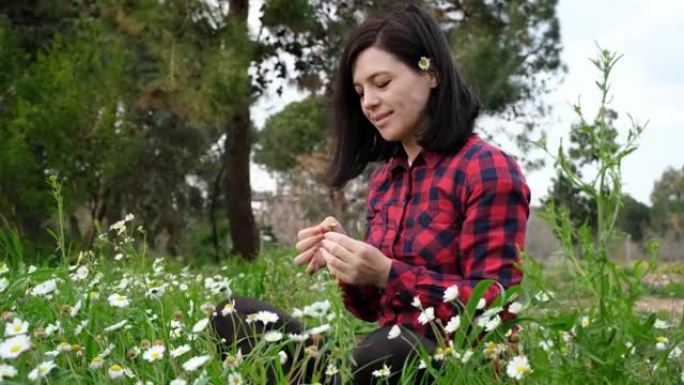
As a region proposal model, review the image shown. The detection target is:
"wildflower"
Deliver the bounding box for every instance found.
[264,331,283,342]
[104,320,128,332]
[484,315,501,332]
[170,379,187,385]
[5,318,29,337]
[411,296,422,308]
[254,311,279,326]
[372,364,391,378]
[108,294,130,308]
[108,364,125,379]
[288,333,308,342]
[227,372,243,385]
[539,339,554,351]
[301,300,332,318]
[222,349,243,369]
[483,341,506,360]
[31,279,57,297]
[506,355,532,380]
[170,345,191,358]
[57,342,72,352]
[181,355,211,372]
[74,320,89,335]
[308,324,330,335]
[654,319,670,329]
[221,300,236,316]
[444,315,461,334]
[418,57,431,71]
[508,301,523,314]
[146,286,166,298]
[387,325,401,339]
[580,316,591,328]
[191,318,209,333]
[142,344,165,362]
[44,322,62,336]
[0,334,31,359]
[70,266,89,282]
[28,360,56,381]
[0,363,17,380]
[417,307,435,325]
[476,298,486,310]
[0,264,7,275]
[28,265,37,274]
[669,346,682,359]
[443,285,459,302]
[461,349,473,363]
[90,356,105,369]
[326,363,339,376]
[278,350,288,364]
[69,300,82,317]
[0,278,8,293]
[656,336,669,350]
[534,291,553,302]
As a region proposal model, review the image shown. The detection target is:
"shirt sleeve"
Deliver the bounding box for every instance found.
[383,150,530,321]
[337,167,384,322]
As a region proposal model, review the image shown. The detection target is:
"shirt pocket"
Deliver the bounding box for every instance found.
[365,205,389,249]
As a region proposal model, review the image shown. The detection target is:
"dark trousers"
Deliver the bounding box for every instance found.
[212,296,437,385]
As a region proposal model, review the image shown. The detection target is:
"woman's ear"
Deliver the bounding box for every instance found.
[428,71,438,88]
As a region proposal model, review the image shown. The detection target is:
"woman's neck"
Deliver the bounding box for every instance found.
[402,137,421,166]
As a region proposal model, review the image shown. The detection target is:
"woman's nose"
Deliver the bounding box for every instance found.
[361,89,380,110]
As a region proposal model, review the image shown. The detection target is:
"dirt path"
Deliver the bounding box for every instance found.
[635,297,684,317]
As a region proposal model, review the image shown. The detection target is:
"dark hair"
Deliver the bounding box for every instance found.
[327,4,480,189]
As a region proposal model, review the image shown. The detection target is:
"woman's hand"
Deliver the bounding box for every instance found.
[320,232,392,288]
[294,216,345,275]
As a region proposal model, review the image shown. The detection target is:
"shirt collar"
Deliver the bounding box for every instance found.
[389,147,445,172]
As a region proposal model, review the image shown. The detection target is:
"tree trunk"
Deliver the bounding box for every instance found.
[221,0,259,260]
[225,102,259,260]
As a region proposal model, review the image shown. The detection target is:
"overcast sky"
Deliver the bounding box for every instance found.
[249,0,684,206]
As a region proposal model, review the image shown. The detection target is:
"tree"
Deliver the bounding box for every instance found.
[650,165,684,239]
[616,195,650,242]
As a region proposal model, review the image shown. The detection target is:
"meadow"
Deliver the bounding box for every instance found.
[0,49,682,385]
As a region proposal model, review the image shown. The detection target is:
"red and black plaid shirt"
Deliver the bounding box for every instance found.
[339,134,530,337]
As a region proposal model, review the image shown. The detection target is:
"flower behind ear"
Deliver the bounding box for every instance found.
[418,56,431,71]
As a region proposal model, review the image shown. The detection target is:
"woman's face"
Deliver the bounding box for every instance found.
[352,46,437,143]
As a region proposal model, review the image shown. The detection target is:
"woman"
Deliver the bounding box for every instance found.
[214,4,530,384]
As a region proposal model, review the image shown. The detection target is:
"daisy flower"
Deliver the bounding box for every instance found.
[108,364,125,379]
[444,315,461,334]
[30,279,57,297]
[222,349,243,370]
[387,325,401,340]
[227,372,243,385]
[372,364,391,378]
[443,285,459,302]
[27,360,56,381]
[90,356,105,369]
[506,355,532,380]
[0,363,17,380]
[191,318,209,333]
[170,379,187,385]
[142,344,165,362]
[5,318,29,336]
[656,336,669,350]
[263,331,283,342]
[170,345,191,358]
[104,320,128,332]
[0,334,31,359]
[108,294,130,308]
[221,300,236,316]
[254,311,279,326]
[417,308,434,325]
[181,355,211,372]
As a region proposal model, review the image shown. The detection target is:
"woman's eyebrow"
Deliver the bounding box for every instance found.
[353,71,392,87]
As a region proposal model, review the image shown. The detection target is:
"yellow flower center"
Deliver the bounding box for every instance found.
[110,364,122,371]
[10,344,21,353]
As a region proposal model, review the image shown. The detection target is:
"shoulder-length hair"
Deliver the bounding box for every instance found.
[327,4,480,189]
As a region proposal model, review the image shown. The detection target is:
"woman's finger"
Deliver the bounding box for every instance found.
[321,238,355,264]
[295,234,323,253]
[294,247,317,267]
[296,225,323,240]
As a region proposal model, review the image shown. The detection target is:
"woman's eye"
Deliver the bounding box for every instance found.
[377,80,391,89]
